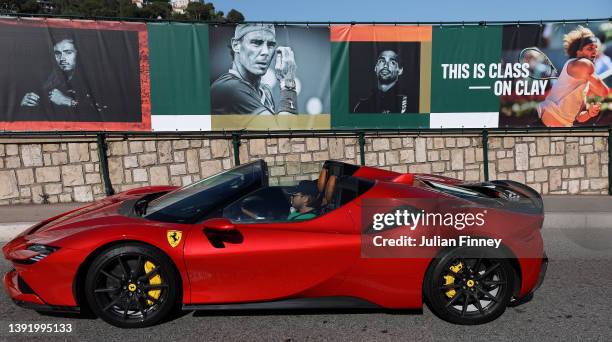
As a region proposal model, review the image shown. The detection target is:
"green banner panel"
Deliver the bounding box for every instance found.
[430,26,502,113]
[148,23,210,116]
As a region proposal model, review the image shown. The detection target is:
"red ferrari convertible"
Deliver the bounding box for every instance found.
[3,160,547,328]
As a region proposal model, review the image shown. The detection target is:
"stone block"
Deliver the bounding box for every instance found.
[400,150,415,163]
[68,143,90,163]
[74,185,94,202]
[138,153,157,167]
[415,138,427,162]
[586,154,600,177]
[0,171,19,200]
[536,138,549,155]
[565,143,579,166]
[249,139,267,156]
[291,144,305,153]
[534,169,548,182]
[62,165,84,186]
[85,173,101,184]
[186,149,199,174]
[51,152,68,165]
[133,169,148,183]
[109,141,128,156]
[5,156,20,168]
[42,144,60,152]
[16,169,34,185]
[543,156,564,167]
[157,141,173,163]
[313,151,330,162]
[173,151,185,163]
[129,141,144,153]
[200,160,223,178]
[515,143,529,171]
[170,164,187,176]
[306,138,319,151]
[328,138,344,159]
[497,158,514,172]
[6,144,18,156]
[123,155,138,168]
[144,141,157,152]
[108,157,124,184]
[20,145,43,167]
[211,140,230,158]
[150,166,170,185]
[549,169,562,191]
[385,151,399,165]
[172,140,190,150]
[409,163,432,174]
[44,183,63,195]
[35,166,61,183]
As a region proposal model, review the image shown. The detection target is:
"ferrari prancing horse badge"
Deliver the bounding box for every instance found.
[167,230,182,248]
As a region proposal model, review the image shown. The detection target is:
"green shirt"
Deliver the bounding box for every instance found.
[287,211,317,221]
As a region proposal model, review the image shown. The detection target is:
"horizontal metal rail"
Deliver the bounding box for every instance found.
[0,13,609,26]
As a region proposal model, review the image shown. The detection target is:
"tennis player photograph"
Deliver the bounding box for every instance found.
[208,24,330,116]
[499,23,611,127]
[0,21,143,124]
[349,42,420,114]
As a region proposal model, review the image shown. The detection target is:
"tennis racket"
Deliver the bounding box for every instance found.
[518,47,558,80]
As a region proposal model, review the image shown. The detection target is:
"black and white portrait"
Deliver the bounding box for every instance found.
[209,24,330,115]
[0,23,142,123]
[349,42,420,114]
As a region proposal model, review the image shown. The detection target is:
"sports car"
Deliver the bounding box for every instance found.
[3,160,547,328]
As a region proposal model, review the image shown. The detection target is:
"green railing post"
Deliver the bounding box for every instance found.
[232,133,241,166]
[608,128,611,195]
[358,131,366,166]
[482,129,489,182]
[96,133,114,196]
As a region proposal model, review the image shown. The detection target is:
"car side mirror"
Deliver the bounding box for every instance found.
[202,218,236,233]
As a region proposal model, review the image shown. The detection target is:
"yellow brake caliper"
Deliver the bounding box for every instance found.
[144,261,162,305]
[444,261,463,298]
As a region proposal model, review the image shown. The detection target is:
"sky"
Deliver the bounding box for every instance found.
[211,0,611,23]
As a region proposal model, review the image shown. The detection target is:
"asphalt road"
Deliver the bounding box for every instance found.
[1,227,612,342]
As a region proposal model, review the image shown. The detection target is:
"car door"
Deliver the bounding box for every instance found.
[183,205,359,304]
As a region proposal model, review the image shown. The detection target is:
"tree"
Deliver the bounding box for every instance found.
[226,9,244,23]
[19,0,40,13]
[0,0,245,21]
[136,0,171,19]
[185,1,209,21]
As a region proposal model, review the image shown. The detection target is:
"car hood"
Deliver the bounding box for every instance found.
[17,186,177,239]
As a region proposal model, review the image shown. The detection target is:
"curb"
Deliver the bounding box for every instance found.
[0,212,611,242]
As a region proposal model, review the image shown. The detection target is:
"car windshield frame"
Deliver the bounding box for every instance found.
[142,160,268,224]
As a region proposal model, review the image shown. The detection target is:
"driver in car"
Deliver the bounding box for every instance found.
[287,181,319,221]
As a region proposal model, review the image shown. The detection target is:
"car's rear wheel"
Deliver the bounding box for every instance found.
[423,247,514,325]
[84,244,179,328]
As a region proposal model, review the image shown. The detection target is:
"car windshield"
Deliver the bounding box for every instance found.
[143,161,266,223]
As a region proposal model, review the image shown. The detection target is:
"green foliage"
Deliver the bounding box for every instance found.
[0,0,245,22]
[226,9,244,23]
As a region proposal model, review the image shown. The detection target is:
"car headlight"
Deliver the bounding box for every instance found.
[24,244,59,264]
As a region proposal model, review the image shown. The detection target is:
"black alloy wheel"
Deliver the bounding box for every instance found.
[424,247,515,325]
[84,244,179,328]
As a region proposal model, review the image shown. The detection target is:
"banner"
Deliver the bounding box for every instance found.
[0,18,609,131]
[0,18,150,131]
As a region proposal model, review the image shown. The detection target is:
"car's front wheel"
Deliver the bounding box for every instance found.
[84,243,180,328]
[423,247,515,325]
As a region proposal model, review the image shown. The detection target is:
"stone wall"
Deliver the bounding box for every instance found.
[0,134,608,205]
